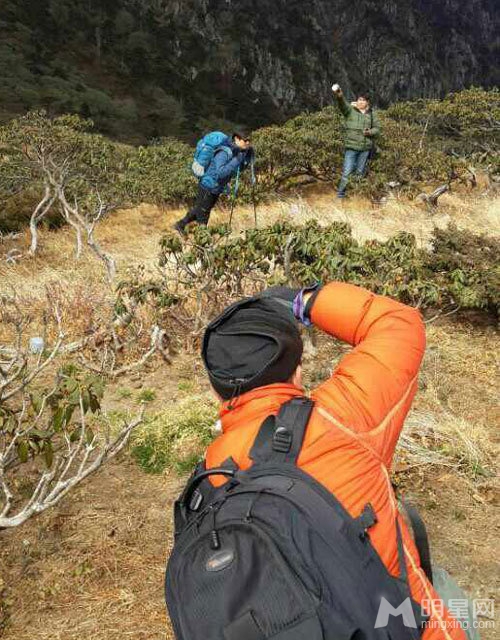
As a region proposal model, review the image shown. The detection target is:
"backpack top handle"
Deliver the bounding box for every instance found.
[177,468,237,526]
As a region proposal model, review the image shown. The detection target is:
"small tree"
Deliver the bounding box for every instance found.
[0,290,144,528]
[119,138,193,206]
[0,111,127,279]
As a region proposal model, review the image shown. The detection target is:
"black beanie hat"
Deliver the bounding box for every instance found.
[202,296,303,400]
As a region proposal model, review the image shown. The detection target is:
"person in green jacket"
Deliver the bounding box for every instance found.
[332,84,381,198]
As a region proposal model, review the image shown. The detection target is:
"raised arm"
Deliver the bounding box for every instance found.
[334,92,352,118]
[309,282,426,466]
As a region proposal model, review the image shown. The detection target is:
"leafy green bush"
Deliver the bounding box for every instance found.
[253,108,344,190]
[0,112,194,236]
[1,364,105,473]
[386,87,500,161]
[131,397,217,474]
[1,89,497,234]
[0,111,130,222]
[137,388,156,403]
[117,222,498,364]
[151,222,500,320]
[118,138,193,205]
[252,106,464,198]
[428,225,500,313]
[0,188,61,233]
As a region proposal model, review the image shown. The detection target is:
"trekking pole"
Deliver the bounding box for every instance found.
[251,186,258,227]
[229,194,236,229]
[228,167,240,230]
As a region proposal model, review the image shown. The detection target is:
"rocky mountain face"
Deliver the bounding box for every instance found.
[1,0,498,140]
[185,0,498,108]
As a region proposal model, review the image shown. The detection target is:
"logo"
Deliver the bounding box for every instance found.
[375,597,418,629]
[205,549,235,573]
[375,596,496,632]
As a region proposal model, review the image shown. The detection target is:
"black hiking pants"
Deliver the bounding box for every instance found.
[177,185,219,229]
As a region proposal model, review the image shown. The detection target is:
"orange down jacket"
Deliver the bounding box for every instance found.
[205,282,466,640]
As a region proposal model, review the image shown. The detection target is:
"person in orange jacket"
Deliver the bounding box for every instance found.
[201,282,468,640]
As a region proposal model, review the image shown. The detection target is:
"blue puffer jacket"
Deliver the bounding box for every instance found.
[200,143,253,195]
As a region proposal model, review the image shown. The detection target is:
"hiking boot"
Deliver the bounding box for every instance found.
[172,222,186,237]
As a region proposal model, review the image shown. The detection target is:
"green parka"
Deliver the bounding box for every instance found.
[335,95,381,152]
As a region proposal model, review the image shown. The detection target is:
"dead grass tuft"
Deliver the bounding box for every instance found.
[397,411,495,477]
[131,395,217,475]
[416,322,499,429]
[400,321,498,477]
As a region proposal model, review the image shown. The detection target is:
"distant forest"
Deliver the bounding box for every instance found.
[1,0,498,143]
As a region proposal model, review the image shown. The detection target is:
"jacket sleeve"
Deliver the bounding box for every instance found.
[240,148,254,171]
[309,282,426,467]
[368,111,381,137]
[214,150,243,182]
[335,94,352,118]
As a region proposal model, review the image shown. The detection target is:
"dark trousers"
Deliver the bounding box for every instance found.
[178,185,219,229]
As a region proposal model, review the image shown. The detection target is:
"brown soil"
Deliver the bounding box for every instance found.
[0,458,497,640]
[0,458,177,640]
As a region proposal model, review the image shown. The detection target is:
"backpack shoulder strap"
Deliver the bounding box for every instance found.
[214,144,233,161]
[250,397,314,465]
[402,498,433,584]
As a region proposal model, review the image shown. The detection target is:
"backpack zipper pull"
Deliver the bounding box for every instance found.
[244,489,265,523]
[209,504,221,550]
[210,530,221,550]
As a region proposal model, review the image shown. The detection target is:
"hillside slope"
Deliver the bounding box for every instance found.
[1,0,498,140]
[0,191,498,640]
[2,190,499,297]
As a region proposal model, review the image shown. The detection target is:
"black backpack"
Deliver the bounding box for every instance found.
[165,397,428,640]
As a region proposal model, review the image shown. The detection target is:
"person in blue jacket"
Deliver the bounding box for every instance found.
[174,132,254,234]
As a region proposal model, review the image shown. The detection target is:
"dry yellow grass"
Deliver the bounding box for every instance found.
[1,190,499,297]
[240,189,500,243]
[417,323,499,427]
[0,204,171,296]
[401,322,499,476]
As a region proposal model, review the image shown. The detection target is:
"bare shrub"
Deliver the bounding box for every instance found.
[0,290,143,528]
